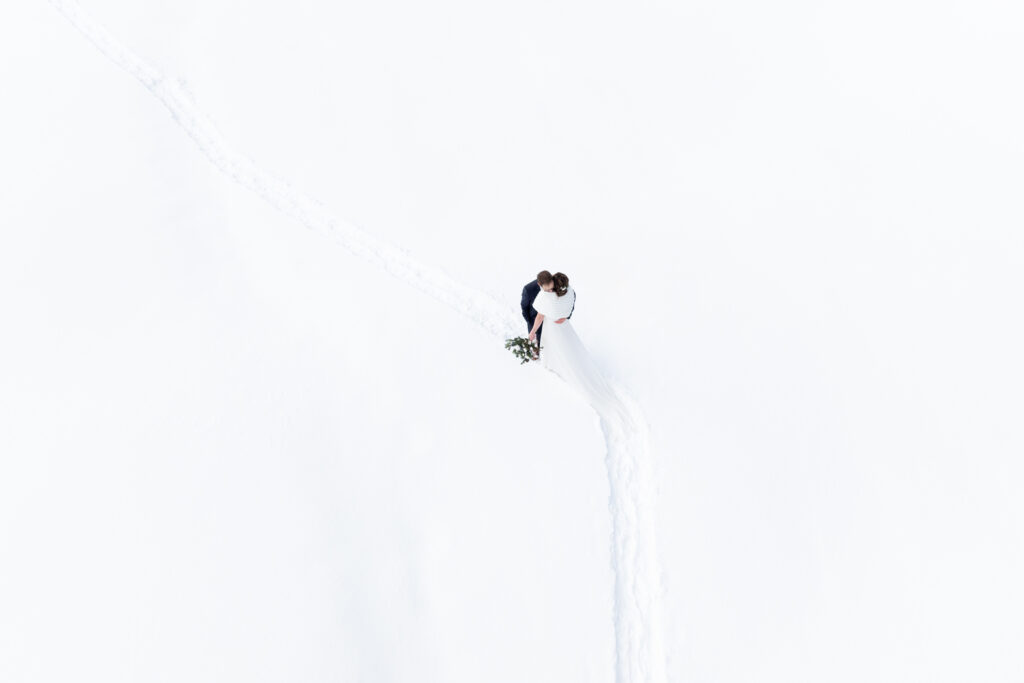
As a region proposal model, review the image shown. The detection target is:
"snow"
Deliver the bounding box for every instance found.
[2,1,1023,682]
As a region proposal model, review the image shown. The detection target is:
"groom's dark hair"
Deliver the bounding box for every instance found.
[537,270,553,286]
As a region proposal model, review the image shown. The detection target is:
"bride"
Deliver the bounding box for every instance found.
[527,273,612,402]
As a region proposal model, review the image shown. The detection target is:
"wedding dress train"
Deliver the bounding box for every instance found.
[532,287,616,410]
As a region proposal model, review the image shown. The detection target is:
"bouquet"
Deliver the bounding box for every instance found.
[505,336,541,364]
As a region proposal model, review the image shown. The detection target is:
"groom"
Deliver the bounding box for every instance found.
[520,270,572,351]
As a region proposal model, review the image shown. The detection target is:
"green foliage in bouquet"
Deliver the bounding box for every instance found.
[505,336,541,364]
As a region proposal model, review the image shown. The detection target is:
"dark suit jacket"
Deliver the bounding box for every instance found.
[521,281,541,332]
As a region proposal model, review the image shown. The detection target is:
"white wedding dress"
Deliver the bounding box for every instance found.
[532,287,615,407]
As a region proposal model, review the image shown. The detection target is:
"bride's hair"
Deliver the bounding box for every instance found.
[552,272,569,297]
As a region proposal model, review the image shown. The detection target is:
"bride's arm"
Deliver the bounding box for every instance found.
[528,313,545,341]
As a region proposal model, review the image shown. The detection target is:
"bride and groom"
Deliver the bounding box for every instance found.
[520,270,576,362]
[519,270,613,404]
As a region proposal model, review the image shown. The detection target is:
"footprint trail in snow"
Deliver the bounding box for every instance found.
[49,2,667,681]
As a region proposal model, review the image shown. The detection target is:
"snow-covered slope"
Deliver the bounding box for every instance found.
[3,1,1023,682]
[43,2,667,679]
[1,6,619,682]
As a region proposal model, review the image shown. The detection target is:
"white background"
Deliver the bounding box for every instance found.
[2,1,1022,681]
